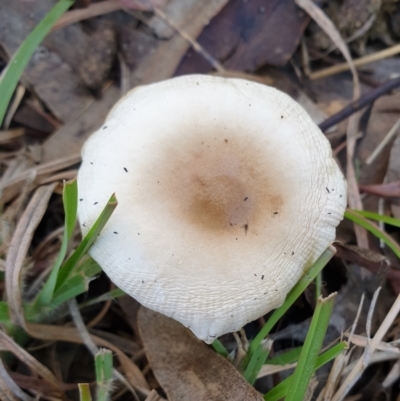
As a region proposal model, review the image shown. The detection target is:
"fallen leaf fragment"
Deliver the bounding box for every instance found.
[176,0,310,74]
[138,307,263,401]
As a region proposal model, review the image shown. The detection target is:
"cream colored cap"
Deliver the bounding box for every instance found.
[77,75,346,343]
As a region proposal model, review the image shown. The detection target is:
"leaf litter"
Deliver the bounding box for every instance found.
[1,0,400,399]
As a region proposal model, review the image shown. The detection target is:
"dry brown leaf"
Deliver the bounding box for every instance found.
[176,0,310,74]
[131,0,229,85]
[41,86,121,164]
[0,0,94,122]
[138,307,263,401]
[5,184,56,328]
[44,1,229,163]
[53,0,168,32]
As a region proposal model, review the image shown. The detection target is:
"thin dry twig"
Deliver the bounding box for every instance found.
[309,43,400,80]
[0,129,24,145]
[0,330,62,396]
[5,184,56,328]
[344,333,400,354]
[0,357,34,401]
[364,288,381,367]
[348,293,365,343]
[382,359,400,388]
[319,77,400,132]
[332,293,400,401]
[4,86,25,130]
[316,295,365,400]
[366,117,400,165]
[1,154,80,204]
[145,389,163,401]
[295,0,368,249]
[87,300,113,329]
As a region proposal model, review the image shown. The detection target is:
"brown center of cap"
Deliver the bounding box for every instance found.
[142,128,287,237]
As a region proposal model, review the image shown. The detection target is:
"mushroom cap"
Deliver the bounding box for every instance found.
[77,75,346,343]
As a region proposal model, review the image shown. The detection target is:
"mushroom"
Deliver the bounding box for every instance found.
[77,75,346,343]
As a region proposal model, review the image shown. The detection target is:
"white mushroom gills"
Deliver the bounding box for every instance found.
[77,75,347,343]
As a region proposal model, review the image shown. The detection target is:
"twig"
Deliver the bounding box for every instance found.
[364,288,381,368]
[309,44,400,80]
[0,357,34,401]
[318,76,400,132]
[366,117,400,165]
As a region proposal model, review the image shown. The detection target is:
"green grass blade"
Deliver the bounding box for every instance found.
[244,340,272,385]
[0,0,74,126]
[37,179,78,306]
[345,209,400,258]
[55,194,117,291]
[65,179,79,235]
[95,348,113,401]
[349,209,400,228]
[78,383,92,401]
[211,339,229,358]
[0,302,11,324]
[265,346,303,366]
[79,288,126,309]
[51,273,90,307]
[316,271,322,300]
[77,256,102,277]
[263,341,347,401]
[249,247,336,356]
[285,293,336,401]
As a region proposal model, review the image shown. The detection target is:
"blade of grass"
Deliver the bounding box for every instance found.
[345,209,400,258]
[265,346,303,366]
[285,293,336,401]
[0,0,75,126]
[249,247,336,356]
[76,256,102,277]
[95,349,113,401]
[263,341,347,401]
[55,194,117,291]
[36,179,78,306]
[78,383,92,401]
[244,340,272,385]
[79,288,126,309]
[243,248,335,375]
[51,273,91,307]
[0,302,11,324]
[211,339,229,358]
[316,271,322,300]
[350,209,400,228]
